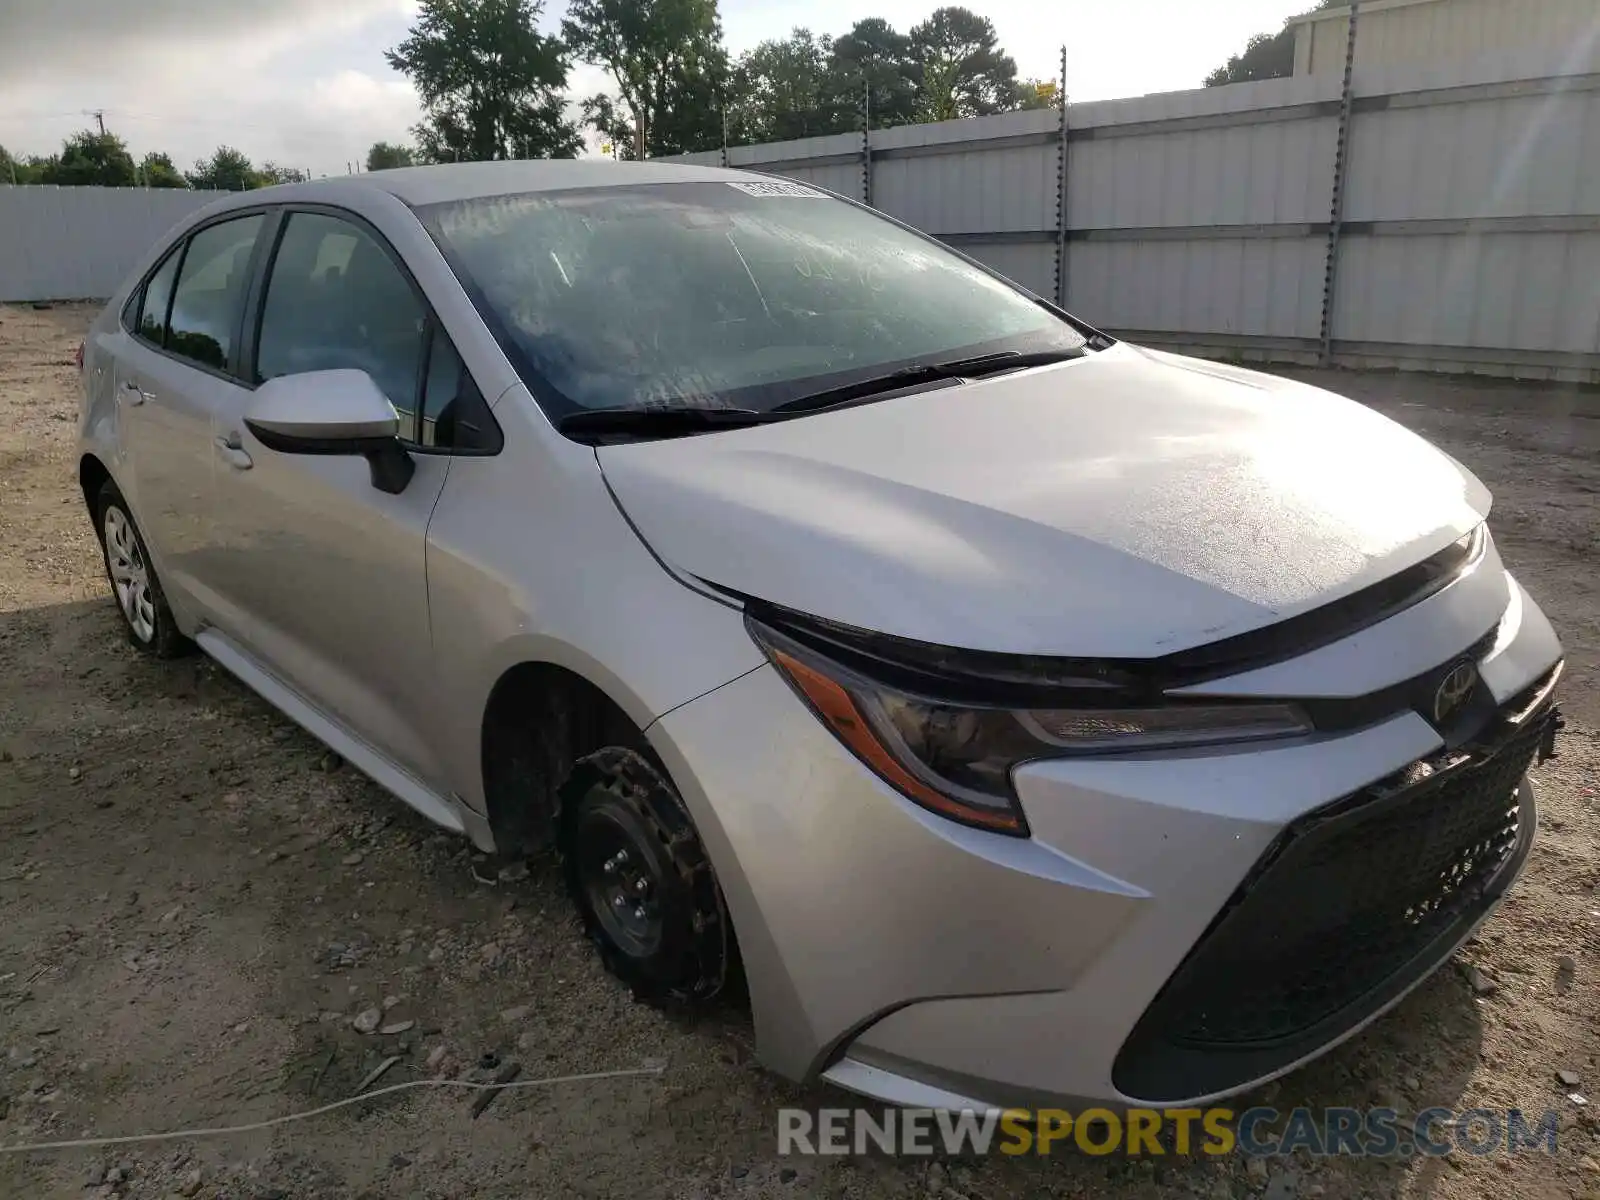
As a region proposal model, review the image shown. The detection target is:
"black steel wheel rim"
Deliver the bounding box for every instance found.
[577,809,664,959]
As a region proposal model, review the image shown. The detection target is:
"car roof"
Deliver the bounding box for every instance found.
[209,159,755,212]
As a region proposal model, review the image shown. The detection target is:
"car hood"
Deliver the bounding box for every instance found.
[596,344,1491,657]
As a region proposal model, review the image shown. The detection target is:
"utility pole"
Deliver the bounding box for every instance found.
[90,109,106,136]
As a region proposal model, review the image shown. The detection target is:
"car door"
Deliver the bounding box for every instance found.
[113,212,267,622]
[206,207,484,785]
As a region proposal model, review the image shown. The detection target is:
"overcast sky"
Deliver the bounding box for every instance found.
[0,0,1316,177]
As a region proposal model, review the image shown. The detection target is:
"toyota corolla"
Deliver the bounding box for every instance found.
[77,161,1564,1110]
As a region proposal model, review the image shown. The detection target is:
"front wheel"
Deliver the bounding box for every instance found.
[560,748,733,1005]
[97,480,191,659]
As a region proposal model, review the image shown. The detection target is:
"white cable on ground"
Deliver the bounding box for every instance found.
[0,1065,664,1155]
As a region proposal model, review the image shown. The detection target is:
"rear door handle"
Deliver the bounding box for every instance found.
[120,380,150,406]
[214,434,253,471]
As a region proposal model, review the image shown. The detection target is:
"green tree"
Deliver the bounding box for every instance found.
[579,94,639,159]
[1203,30,1296,86]
[735,29,841,143]
[386,0,579,162]
[1014,77,1059,110]
[258,163,309,185]
[827,18,919,130]
[562,0,728,158]
[137,152,187,188]
[19,155,57,184]
[1205,0,1346,87]
[656,58,735,156]
[42,130,137,187]
[366,141,417,170]
[0,144,20,184]
[908,7,1019,123]
[187,146,258,191]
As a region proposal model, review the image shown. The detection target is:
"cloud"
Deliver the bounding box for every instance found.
[0,0,626,174]
[0,1,420,175]
[0,0,407,85]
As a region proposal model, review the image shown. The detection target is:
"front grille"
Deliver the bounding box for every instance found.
[1113,706,1553,1103]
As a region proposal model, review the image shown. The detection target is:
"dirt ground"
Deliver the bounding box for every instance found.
[0,301,1597,1200]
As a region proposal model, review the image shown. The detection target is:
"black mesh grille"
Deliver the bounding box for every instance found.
[1113,707,1552,1103]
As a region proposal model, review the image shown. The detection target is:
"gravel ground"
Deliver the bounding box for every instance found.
[1,301,1597,1200]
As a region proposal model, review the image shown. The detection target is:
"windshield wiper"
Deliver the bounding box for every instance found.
[559,405,778,442]
[561,348,1090,440]
[770,347,1086,416]
[936,348,1088,376]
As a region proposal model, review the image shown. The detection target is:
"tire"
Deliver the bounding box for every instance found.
[96,480,192,659]
[559,747,733,1006]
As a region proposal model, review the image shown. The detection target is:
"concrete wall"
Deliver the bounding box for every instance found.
[0,187,221,303]
[665,48,1600,382]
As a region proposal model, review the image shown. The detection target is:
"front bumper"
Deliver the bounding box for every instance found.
[647,571,1563,1110]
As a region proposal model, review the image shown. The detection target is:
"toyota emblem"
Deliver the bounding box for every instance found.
[1432,660,1478,725]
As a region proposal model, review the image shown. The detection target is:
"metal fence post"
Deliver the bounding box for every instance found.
[1055,45,1069,309]
[862,81,873,207]
[1319,2,1362,366]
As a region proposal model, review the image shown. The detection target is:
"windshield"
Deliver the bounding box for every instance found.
[416,180,1089,420]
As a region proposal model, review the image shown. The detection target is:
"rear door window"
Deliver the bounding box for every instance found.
[130,247,182,348]
[166,214,265,372]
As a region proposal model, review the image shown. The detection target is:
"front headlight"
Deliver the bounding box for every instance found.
[750,618,1310,837]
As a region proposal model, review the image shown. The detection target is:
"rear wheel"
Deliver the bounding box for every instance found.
[97,480,191,659]
[560,748,732,1005]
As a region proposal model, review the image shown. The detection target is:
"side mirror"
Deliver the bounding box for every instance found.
[243,369,414,495]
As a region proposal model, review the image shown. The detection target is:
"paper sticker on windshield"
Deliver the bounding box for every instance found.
[725,180,825,198]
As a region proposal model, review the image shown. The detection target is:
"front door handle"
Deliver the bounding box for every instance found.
[120,380,150,406]
[214,434,253,471]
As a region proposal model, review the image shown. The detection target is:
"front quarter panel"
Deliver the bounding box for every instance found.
[423,388,765,817]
